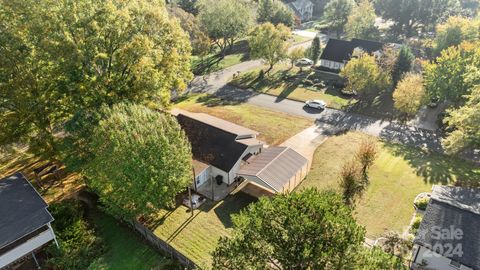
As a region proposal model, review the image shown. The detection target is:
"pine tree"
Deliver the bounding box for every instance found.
[311,36,321,64]
[392,46,414,86]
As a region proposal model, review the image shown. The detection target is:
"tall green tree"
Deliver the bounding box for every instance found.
[424,41,480,103]
[168,6,210,56]
[249,23,291,73]
[393,73,427,116]
[212,189,366,269]
[433,16,480,56]
[198,0,254,56]
[74,103,193,219]
[175,0,199,15]
[392,46,415,85]
[257,0,295,27]
[345,0,379,40]
[323,0,355,37]
[375,0,461,37]
[310,36,322,64]
[340,53,390,95]
[0,0,192,156]
[443,85,480,153]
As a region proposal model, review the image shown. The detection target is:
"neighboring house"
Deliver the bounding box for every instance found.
[318,38,384,72]
[173,109,309,200]
[412,185,480,270]
[0,173,58,269]
[287,0,314,22]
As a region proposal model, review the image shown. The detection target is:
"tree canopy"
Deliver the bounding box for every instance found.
[424,41,480,103]
[0,0,192,156]
[375,0,461,36]
[393,73,427,116]
[340,52,390,95]
[198,0,254,56]
[212,189,366,269]
[323,0,355,37]
[433,16,480,56]
[345,0,379,40]
[257,0,295,27]
[168,6,210,56]
[76,103,193,219]
[249,23,291,72]
[443,85,480,153]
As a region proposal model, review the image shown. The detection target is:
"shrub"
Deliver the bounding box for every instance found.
[409,216,423,235]
[414,197,430,211]
[46,200,104,270]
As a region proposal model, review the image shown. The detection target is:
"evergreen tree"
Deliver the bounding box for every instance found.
[392,46,414,86]
[311,36,321,64]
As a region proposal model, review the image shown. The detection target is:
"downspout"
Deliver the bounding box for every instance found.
[48,223,59,248]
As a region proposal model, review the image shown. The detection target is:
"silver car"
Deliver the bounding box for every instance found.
[305,99,326,110]
[296,58,314,66]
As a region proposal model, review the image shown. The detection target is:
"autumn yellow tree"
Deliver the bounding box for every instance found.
[393,73,427,116]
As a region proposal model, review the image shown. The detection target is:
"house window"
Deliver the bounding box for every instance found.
[449,260,461,269]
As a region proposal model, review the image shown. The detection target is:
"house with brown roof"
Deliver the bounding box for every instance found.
[173,109,309,200]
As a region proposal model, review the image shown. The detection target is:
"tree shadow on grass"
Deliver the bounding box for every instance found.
[214,191,257,228]
[384,143,480,187]
[346,90,398,121]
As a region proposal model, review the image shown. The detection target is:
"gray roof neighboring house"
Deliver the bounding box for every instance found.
[237,147,308,192]
[287,0,313,19]
[414,186,480,270]
[0,173,54,249]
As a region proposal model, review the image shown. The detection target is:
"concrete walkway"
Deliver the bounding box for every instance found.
[280,125,329,166]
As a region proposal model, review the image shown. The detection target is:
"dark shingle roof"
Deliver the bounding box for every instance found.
[237,147,308,192]
[414,186,480,269]
[320,38,384,63]
[0,173,53,248]
[176,113,249,172]
[351,38,384,53]
[320,39,355,63]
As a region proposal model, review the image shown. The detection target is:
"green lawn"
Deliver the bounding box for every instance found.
[174,94,313,145]
[297,132,480,238]
[229,66,355,110]
[291,35,312,44]
[89,211,179,270]
[152,191,257,269]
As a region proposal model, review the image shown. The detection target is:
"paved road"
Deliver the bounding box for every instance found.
[213,87,480,163]
[187,40,313,95]
[185,43,479,163]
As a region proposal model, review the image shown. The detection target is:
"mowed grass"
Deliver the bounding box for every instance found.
[90,210,179,270]
[174,94,313,145]
[229,66,354,110]
[152,192,257,269]
[298,132,480,238]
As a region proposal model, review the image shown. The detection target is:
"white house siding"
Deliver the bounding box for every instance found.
[0,227,55,268]
[412,245,473,270]
[195,166,211,187]
[320,59,344,70]
[210,166,229,185]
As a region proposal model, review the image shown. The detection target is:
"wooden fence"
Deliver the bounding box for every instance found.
[129,220,199,269]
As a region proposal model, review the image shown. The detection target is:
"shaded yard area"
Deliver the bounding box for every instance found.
[0,148,181,269]
[174,94,313,145]
[297,132,480,238]
[229,65,355,110]
[191,40,250,75]
[90,210,179,270]
[151,191,257,269]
